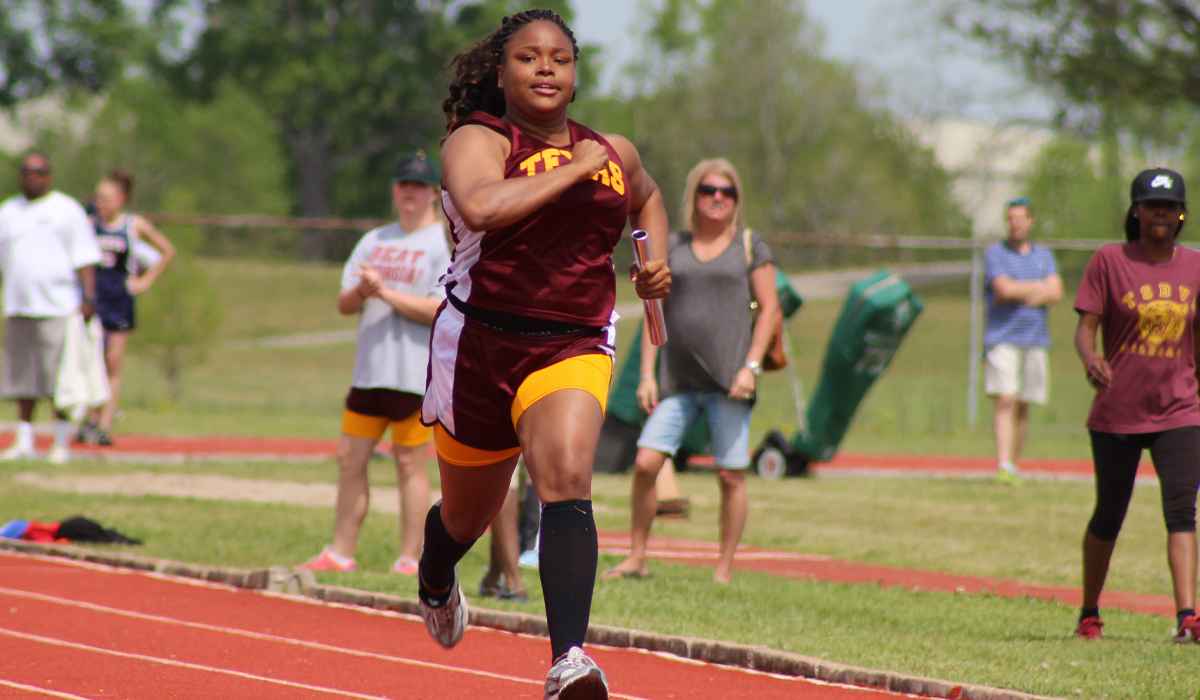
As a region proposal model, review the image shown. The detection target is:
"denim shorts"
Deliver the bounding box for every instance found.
[637,391,752,469]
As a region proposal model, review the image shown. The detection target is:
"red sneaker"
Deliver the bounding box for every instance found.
[1075,616,1103,640]
[1173,614,1200,644]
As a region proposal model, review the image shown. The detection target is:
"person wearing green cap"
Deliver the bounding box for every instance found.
[301,150,451,576]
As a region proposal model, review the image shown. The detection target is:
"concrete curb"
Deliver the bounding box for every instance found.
[0,539,1065,700]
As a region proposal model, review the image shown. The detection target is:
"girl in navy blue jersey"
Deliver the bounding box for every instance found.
[79,171,175,446]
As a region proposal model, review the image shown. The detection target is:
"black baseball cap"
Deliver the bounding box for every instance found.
[391,150,440,186]
[1131,167,1186,204]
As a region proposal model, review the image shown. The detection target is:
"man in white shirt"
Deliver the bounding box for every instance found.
[0,153,101,464]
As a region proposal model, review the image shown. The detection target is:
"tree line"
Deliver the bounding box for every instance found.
[2,0,971,261]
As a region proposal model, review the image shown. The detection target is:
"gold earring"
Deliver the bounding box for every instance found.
[1182,213,1187,221]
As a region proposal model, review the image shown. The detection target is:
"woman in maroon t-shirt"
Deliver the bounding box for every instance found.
[1074,167,1200,643]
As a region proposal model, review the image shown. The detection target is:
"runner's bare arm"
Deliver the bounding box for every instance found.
[1075,312,1111,391]
[130,215,176,294]
[441,124,610,231]
[607,133,670,301]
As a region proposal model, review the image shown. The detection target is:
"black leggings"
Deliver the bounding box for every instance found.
[1088,427,1200,541]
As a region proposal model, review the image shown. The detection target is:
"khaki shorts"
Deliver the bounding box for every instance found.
[984,344,1049,404]
[2,316,68,399]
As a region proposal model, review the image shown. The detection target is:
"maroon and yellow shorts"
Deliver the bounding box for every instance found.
[420,302,615,467]
[342,387,431,447]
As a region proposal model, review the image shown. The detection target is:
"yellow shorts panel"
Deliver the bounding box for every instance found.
[342,410,389,441]
[510,353,612,429]
[391,411,433,447]
[434,423,522,467]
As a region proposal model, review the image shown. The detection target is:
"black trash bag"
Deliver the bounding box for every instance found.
[57,516,143,545]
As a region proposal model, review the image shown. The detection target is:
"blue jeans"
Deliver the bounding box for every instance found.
[637,391,752,469]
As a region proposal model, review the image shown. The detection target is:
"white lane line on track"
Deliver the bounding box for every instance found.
[0,626,397,700]
[0,587,654,700]
[0,678,96,699]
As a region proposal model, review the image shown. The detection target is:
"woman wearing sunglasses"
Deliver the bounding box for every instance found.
[604,158,782,583]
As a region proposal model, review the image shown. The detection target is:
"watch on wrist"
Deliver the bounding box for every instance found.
[744,360,762,376]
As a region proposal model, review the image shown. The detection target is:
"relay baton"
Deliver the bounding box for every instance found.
[631,230,667,346]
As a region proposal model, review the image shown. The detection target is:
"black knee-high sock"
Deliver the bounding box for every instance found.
[539,499,598,660]
[418,501,477,606]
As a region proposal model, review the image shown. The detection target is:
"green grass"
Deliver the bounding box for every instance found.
[49,256,1097,458]
[2,457,1196,699]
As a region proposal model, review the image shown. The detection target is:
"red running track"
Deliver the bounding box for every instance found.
[0,552,910,700]
[4,432,1142,479]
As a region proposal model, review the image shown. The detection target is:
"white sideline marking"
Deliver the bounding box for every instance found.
[0,587,653,700]
[0,678,96,699]
[0,626,394,699]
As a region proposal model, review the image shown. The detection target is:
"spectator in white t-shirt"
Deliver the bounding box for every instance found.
[300,151,452,575]
[0,153,101,464]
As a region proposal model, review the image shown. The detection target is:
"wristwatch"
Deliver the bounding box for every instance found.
[744,360,762,376]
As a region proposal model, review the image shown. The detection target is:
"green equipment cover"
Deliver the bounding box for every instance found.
[791,270,922,462]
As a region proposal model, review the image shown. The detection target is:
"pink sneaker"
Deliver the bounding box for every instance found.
[1173,614,1200,644]
[300,545,356,572]
[391,556,418,576]
[1075,616,1103,640]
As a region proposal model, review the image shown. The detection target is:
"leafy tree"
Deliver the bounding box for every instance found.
[128,226,224,401]
[0,0,143,108]
[32,77,292,218]
[575,0,968,252]
[151,0,580,256]
[946,0,1200,199]
[1021,136,1117,239]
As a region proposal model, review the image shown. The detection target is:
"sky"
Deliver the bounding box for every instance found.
[571,0,1055,123]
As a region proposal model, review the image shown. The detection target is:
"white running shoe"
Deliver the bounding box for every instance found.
[544,646,608,700]
[519,549,540,569]
[47,445,70,465]
[0,445,33,462]
[419,578,468,648]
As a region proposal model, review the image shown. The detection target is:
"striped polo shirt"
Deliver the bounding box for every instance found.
[984,241,1058,348]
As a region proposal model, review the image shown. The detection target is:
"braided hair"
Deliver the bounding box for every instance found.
[442,9,579,139]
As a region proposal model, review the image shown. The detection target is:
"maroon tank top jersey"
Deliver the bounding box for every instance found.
[440,111,631,327]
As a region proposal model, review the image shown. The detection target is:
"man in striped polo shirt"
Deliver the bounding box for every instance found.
[984,197,1062,485]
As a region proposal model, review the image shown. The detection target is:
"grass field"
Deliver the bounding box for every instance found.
[55,256,1098,459]
[4,256,1197,698]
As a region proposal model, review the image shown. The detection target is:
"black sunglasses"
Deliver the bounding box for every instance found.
[20,167,49,176]
[697,183,737,199]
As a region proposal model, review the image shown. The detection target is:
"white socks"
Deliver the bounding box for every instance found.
[15,422,33,452]
[53,420,73,448]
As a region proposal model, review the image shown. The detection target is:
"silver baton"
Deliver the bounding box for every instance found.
[631,230,667,346]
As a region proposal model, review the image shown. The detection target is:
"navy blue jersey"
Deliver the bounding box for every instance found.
[95,214,137,331]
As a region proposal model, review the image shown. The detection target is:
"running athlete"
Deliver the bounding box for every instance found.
[417,9,671,700]
[79,171,175,446]
[1074,167,1200,643]
[301,152,451,576]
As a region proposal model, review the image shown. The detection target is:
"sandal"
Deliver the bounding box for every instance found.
[655,497,691,520]
[497,586,529,603]
[601,567,652,581]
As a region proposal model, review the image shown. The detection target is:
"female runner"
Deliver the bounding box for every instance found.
[81,171,175,445]
[417,9,671,700]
